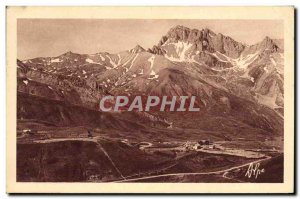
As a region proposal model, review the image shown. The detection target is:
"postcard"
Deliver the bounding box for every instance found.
[6,6,294,193]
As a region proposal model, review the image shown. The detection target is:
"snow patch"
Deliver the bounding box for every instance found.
[207,50,260,71]
[122,54,139,73]
[165,54,180,62]
[150,70,156,75]
[107,55,118,68]
[175,41,193,61]
[100,55,105,61]
[117,54,122,65]
[23,80,29,85]
[172,41,193,61]
[86,58,97,64]
[148,55,155,69]
[264,67,269,73]
[235,52,260,69]
[104,65,112,70]
[211,51,229,63]
[51,58,61,63]
[270,58,277,66]
[128,54,139,70]
[164,42,193,62]
[122,54,135,68]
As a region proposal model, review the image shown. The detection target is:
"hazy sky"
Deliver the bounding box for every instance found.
[17,19,283,60]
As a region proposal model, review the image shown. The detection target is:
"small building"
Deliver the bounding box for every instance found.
[22,129,36,135]
[87,129,93,138]
[23,129,32,134]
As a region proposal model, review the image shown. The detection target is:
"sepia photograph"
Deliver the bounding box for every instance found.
[6,6,295,193]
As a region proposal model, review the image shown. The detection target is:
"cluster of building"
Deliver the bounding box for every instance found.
[183,140,216,151]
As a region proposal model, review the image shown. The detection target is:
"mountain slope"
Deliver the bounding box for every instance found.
[17,25,284,140]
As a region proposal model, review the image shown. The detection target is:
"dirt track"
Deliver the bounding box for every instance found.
[111,156,271,183]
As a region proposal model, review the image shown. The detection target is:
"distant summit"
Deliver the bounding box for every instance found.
[129,45,145,54]
[148,25,245,59]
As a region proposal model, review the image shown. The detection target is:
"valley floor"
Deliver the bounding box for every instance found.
[16,123,283,183]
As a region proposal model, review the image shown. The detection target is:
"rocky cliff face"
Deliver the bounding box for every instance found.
[148,25,245,60]
[130,45,146,54]
[146,26,283,111]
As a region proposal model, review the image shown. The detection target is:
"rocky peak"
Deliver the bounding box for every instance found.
[166,25,191,42]
[149,25,245,59]
[59,51,81,58]
[243,36,281,55]
[129,45,145,54]
[163,25,216,44]
[147,45,166,55]
[260,36,279,50]
[62,51,74,56]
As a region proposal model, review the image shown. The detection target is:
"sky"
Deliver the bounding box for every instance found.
[17,19,283,60]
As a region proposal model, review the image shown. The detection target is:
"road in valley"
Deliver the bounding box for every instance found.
[32,137,271,183]
[111,155,272,183]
